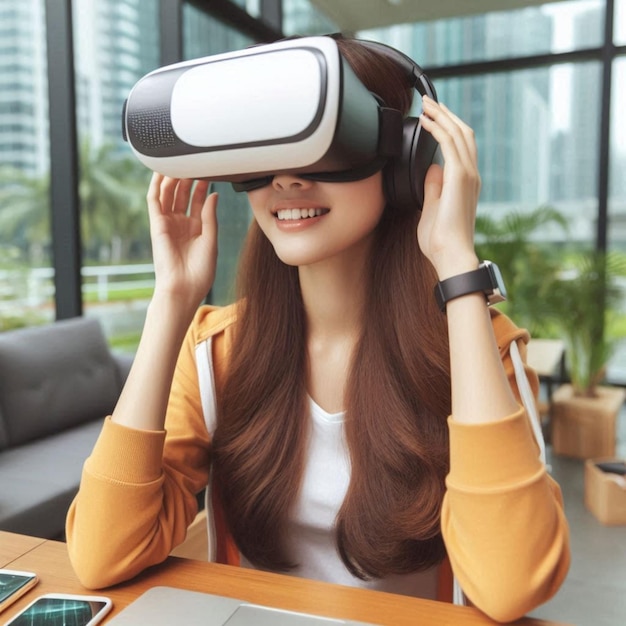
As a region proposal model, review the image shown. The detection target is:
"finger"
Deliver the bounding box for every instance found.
[188,180,211,220]
[201,192,219,270]
[422,98,473,169]
[419,112,463,172]
[420,113,480,199]
[201,193,219,285]
[422,97,476,173]
[172,178,194,213]
[439,102,478,163]
[159,176,180,212]
[423,97,469,140]
[147,173,165,218]
[201,192,219,236]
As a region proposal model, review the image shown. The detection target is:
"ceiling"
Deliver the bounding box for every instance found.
[309,0,571,32]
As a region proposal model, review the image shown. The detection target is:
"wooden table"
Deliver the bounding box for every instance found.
[0,531,569,625]
[0,531,45,568]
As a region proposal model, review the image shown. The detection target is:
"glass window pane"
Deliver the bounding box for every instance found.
[0,0,52,331]
[73,0,159,353]
[616,0,626,44]
[183,4,253,58]
[183,5,254,306]
[283,0,338,36]
[231,0,261,18]
[608,57,626,251]
[608,57,626,381]
[434,63,601,232]
[359,0,605,66]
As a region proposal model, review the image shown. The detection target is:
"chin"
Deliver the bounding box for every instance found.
[271,243,336,267]
[274,252,327,267]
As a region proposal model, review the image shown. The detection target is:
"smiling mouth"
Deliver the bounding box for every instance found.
[275,208,330,221]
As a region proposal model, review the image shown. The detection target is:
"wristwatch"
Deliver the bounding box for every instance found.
[434,260,507,312]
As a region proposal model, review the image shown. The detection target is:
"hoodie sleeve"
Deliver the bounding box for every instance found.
[440,311,570,623]
[65,306,225,589]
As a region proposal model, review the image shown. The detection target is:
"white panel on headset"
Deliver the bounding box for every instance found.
[171,50,325,147]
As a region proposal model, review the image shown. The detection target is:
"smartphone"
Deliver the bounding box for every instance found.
[0,569,39,613]
[5,593,112,626]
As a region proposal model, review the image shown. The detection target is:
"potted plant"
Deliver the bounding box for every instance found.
[546,249,626,459]
[475,208,626,456]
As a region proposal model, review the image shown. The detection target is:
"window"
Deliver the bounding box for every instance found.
[231,0,261,18]
[609,57,626,250]
[434,63,601,243]
[616,0,626,44]
[282,0,338,36]
[3,0,623,380]
[358,5,603,241]
[608,56,626,379]
[183,4,253,58]
[360,0,605,66]
[0,0,51,332]
[73,0,159,352]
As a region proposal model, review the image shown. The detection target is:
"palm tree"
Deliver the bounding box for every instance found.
[0,167,50,264]
[77,137,151,263]
[0,138,152,266]
[543,250,626,397]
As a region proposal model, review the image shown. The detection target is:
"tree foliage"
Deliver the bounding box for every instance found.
[475,206,626,396]
[542,250,626,396]
[0,137,151,266]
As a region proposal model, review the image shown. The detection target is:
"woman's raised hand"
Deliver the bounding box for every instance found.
[416,95,481,281]
[146,173,218,309]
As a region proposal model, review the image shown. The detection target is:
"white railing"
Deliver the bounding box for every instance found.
[0,263,155,306]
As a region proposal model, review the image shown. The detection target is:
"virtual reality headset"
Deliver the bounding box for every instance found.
[122,35,439,212]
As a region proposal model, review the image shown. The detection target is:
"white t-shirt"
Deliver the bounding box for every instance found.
[241,397,439,599]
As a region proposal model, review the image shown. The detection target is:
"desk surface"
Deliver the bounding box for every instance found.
[0,532,45,568]
[0,531,568,626]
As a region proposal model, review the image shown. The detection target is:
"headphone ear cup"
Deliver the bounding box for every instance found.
[383,117,439,214]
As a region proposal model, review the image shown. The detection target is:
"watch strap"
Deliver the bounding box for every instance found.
[434,261,506,312]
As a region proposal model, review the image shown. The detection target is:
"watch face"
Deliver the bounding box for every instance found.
[486,261,507,303]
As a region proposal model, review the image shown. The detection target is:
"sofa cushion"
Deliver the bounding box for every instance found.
[0,317,120,447]
[0,418,104,538]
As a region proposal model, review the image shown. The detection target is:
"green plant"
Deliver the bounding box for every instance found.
[475,207,626,396]
[0,309,47,332]
[543,250,626,397]
[474,206,568,336]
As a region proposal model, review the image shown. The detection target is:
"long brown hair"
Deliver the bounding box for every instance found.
[212,35,451,578]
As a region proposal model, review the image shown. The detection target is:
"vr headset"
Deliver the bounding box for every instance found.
[122,35,439,212]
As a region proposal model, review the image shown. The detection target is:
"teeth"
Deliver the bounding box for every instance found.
[276,208,326,221]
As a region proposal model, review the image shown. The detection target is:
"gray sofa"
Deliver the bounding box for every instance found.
[0,316,132,539]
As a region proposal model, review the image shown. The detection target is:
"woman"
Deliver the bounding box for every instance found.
[66,34,570,623]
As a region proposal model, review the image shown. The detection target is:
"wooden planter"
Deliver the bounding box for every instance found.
[550,384,626,459]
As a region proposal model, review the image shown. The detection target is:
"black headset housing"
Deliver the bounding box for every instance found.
[353,38,440,213]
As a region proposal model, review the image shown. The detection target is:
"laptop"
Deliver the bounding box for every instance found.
[107,586,377,625]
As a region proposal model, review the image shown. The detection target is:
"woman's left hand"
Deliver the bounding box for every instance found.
[416,95,481,280]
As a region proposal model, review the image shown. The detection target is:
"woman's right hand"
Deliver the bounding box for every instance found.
[147,173,219,309]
